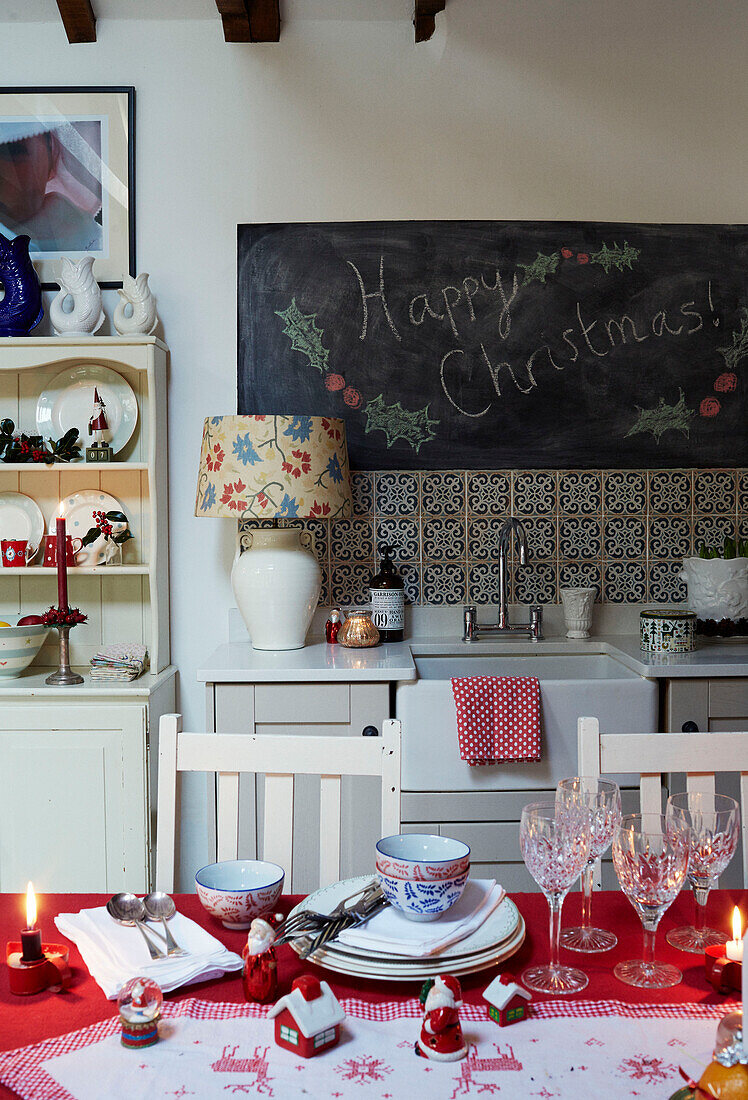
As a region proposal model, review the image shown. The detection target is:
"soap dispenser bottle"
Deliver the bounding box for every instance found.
[370,544,405,642]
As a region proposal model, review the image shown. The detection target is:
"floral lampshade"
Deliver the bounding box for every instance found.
[195,414,353,521]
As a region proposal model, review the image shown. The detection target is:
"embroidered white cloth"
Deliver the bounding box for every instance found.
[54,907,242,999]
[0,997,733,1100]
[338,879,505,957]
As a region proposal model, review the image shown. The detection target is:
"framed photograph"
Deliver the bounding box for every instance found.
[0,86,134,288]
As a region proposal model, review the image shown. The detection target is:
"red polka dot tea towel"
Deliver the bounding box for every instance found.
[451,676,541,765]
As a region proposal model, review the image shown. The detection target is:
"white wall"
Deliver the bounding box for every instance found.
[3,0,746,883]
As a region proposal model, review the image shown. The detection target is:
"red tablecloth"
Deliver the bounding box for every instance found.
[0,888,745,1097]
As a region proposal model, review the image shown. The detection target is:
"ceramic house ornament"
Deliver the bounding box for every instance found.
[114,272,158,335]
[268,975,345,1058]
[483,973,531,1027]
[0,233,43,336]
[49,255,105,337]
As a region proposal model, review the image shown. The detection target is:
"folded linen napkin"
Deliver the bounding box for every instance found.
[451,675,541,764]
[336,879,505,957]
[55,906,242,999]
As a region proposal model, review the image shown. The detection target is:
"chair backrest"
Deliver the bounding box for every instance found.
[156,715,401,893]
[578,716,748,886]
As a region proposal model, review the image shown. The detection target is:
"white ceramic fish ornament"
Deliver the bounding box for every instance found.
[49,255,105,337]
[113,272,158,335]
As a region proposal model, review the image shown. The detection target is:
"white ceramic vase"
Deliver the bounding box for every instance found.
[679,557,748,621]
[232,528,321,650]
[560,586,596,639]
[113,272,158,335]
[49,255,105,337]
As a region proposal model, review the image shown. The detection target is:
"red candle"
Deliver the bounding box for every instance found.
[20,882,43,963]
[55,517,68,610]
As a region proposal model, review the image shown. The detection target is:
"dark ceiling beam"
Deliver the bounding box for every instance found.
[414,0,446,42]
[55,0,96,43]
[215,0,280,43]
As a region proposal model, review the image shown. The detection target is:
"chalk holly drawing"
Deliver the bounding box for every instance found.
[626,388,694,443]
[275,299,330,374]
[717,308,748,371]
[210,1044,274,1097]
[589,241,641,274]
[364,394,439,452]
[518,251,560,285]
[333,1054,393,1084]
[617,1054,677,1084]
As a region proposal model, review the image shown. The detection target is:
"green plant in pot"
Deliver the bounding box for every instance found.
[680,537,748,633]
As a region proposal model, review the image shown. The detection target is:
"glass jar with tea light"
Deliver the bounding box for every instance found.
[705,907,745,993]
[338,610,380,648]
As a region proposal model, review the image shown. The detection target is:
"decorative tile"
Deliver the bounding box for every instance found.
[559,560,601,597]
[603,516,647,560]
[330,561,374,606]
[558,471,601,515]
[559,517,602,559]
[330,518,374,562]
[513,471,557,516]
[603,471,646,514]
[604,561,646,603]
[375,472,419,516]
[318,564,330,608]
[399,562,420,605]
[739,471,748,513]
[376,518,420,562]
[694,470,736,513]
[524,517,557,559]
[350,471,373,516]
[297,519,329,565]
[467,471,511,515]
[740,515,748,544]
[421,471,465,515]
[515,561,557,604]
[468,562,501,604]
[648,470,691,513]
[649,516,691,559]
[467,517,505,560]
[693,515,736,554]
[422,563,466,605]
[648,561,687,604]
[422,516,465,561]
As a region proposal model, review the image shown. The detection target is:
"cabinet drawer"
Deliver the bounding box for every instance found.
[254,684,350,724]
[709,680,748,720]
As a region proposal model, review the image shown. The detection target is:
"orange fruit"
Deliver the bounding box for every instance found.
[697,1061,748,1099]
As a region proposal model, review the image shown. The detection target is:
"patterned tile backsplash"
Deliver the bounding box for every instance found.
[239,468,748,608]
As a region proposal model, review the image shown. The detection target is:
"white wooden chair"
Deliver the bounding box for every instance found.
[578,715,748,887]
[156,714,401,893]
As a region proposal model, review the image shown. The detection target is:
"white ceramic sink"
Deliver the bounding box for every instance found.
[415,653,637,681]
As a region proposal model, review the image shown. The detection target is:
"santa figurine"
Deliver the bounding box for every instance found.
[242,917,278,1004]
[86,388,113,461]
[415,974,468,1062]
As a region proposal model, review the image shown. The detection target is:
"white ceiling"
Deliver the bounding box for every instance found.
[1,0,413,24]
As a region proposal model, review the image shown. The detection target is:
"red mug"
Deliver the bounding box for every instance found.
[1,539,33,567]
[42,533,83,567]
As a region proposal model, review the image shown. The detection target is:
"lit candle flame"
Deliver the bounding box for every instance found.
[26,881,36,930]
[733,906,743,943]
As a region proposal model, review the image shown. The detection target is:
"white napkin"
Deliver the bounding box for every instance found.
[55,906,243,999]
[337,879,505,957]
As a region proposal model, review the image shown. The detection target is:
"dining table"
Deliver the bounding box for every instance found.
[0,887,745,1099]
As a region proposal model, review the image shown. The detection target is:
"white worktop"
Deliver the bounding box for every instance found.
[0,664,177,696]
[198,635,748,683]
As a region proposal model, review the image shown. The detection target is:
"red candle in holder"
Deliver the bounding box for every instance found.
[705,906,743,993]
[56,517,68,610]
[20,881,42,962]
[6,881,71,995]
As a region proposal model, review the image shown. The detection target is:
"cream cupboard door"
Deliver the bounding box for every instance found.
[0,705,148,892]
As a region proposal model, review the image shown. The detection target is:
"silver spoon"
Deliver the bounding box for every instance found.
[107,894,166,960]
[143,892,186,956]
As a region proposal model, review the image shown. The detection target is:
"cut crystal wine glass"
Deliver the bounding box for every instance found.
[612,813,689,988]
[557,777,622,953]
[665,792,740,953]
[519,800,591,994]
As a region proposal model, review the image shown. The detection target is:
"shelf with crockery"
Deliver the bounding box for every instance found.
[0,336,170,675]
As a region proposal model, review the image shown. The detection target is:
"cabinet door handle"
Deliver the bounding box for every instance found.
[682,721,700,733]
[362,725,379,737]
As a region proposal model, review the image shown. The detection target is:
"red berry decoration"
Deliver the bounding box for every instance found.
[343,387,361,408]
[561,247,573,259]
[714,372,738,393]
[577,253,589,264]
[700,396,721,418]
[325,373,346,392]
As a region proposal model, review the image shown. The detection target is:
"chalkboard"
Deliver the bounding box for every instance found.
[237,221,748,469]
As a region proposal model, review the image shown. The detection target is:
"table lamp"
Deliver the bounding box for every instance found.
[195,414,352,650]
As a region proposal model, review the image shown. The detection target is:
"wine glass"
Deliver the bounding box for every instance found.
[557,777,622,952]
[665,792,740,953]
[519,801,591,994]
[612,813,689,988]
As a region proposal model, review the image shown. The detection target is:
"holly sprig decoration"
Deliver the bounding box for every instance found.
[81,510,133,548]
[0,418,81,464]
[42,606,87,626]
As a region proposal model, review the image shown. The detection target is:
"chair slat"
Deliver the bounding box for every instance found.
[155,713,181,892]
[262,774,295,883]
[319,775,342,887]
[217,772,240,862]
[175,733,387,776]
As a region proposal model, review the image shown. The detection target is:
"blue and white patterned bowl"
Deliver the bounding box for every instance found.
[376,868,469,922]
[375,834,471,922]
[0,622,49,678]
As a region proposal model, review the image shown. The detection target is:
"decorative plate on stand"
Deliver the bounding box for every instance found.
[55,490,130,566]
[0,492,45,559]
[36,364,138,456]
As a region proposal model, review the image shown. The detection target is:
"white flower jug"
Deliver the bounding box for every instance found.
[49,255,105,337]
[113,272,158,335]
[679,556,748,621]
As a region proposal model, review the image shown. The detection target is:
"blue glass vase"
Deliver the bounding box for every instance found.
[0,233,43,337]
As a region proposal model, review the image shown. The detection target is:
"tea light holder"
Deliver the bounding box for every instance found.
[6,941,71,995]
[705,944,742,993]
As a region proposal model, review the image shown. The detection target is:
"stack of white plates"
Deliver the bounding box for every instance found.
[288,876,525,981]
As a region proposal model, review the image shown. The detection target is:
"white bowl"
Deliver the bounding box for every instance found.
[195,859,284,930]
[375,834,471,922]
[0,622,49,678]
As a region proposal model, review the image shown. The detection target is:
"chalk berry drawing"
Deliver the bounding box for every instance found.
[275,299,330,374]
[518,251,560,285]
[333,1054,393,1084]
[617,1054,677,1084]
[364,394,439,452]
[589,241,641,273]
[626,388,694,443]
[717,307,748,371]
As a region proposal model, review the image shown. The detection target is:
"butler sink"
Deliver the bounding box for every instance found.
[395,649,658,792]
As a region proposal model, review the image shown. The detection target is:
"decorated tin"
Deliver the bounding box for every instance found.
[640,608,696,654]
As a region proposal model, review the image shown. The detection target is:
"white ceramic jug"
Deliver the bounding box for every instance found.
[49,256,105,337]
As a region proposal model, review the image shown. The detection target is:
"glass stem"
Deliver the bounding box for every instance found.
[693,882,711,933]
[642,917,659,972]
[580,862,594,931]
[548,893,564,970]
